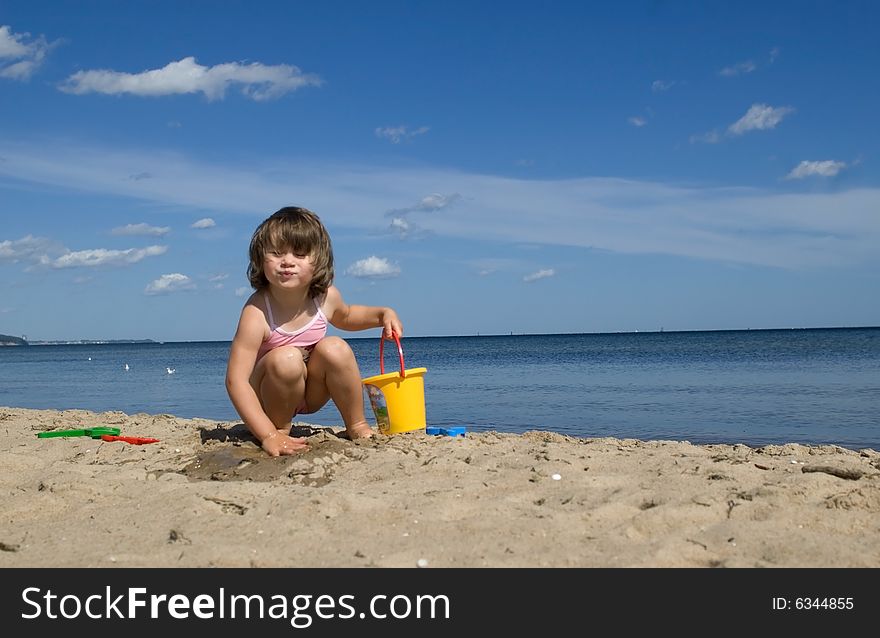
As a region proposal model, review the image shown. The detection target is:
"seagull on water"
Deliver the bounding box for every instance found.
[166,367,176,374]
[124,364,130,371]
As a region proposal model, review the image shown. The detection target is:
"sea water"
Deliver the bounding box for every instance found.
[1,328,878,450]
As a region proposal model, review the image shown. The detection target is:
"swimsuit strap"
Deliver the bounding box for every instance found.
[264,293,323,331]
[263,293,277,330]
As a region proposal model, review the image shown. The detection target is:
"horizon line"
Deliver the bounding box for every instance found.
[19,324,880,345]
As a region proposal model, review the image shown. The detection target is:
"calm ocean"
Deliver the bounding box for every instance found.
[1,328,878,450]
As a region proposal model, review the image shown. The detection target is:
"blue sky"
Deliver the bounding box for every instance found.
[1,1,878,341]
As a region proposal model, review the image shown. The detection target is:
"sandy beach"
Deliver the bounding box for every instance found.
[1,405,878,568]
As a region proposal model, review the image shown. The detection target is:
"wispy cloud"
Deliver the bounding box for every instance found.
[191,217,216,229]
[469,257,522,277]
[388,193,460,216]
[689,129,721,144]
[0,25,57,80]
[345,256,401,278]
[208,273,228,289]
[786,160,847,180]
[389,216,412,238]
[0,235,156,273]
[628,116,647,127]
[111,223,170,237]
[42,245,167,269]
[375,125,430,144]
[145,273,195,295]
[728,103,794,135]
[0,235,61,263]
[523,268,555,283]
[693,103,794,144]
[720,48,780,77]
[2,140,878,270]
[719,60,756,77]
[651,79,675,92]
[386,192,461,238]
[59,56,322,101]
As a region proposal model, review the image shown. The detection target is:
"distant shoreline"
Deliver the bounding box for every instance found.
[3,326,878,346]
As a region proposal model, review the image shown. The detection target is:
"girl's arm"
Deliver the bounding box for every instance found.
[225,301,306,456]
[323,285,403,338]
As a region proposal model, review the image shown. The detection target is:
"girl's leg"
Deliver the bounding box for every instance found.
[302,336,375,438]
[249,346,307,431]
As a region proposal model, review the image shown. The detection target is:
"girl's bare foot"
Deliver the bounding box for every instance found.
[345,420,376,440]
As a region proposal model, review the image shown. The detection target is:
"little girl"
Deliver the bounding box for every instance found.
[225,206,403,456]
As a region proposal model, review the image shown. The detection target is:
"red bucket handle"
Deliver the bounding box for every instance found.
[379,332,406,378]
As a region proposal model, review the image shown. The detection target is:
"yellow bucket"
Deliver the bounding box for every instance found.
[362,334,427,435]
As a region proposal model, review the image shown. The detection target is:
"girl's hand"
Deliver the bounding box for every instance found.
[260,430,308,457]
[381,308,403,340]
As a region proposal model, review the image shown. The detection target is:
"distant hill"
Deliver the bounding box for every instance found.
[0,334,28,346]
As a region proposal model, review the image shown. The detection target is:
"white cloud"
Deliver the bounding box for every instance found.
[389,216,411,238]
[523,268,555,283]
[417,193,459,211]
[145,273,195,295]
[728,103,794,135]
[43,245,167,269]
[0,235,60,263]
[651,80,675,92]
[208,273,228,289]
[0,26,31,58]
[719,60,757,77]
[786,160,847,180]
[693,103,793,143]
[0,25,55,80]
[628,116,647,127]
[387,192,460,217]
[111,222,170,236]
[191,217,216,229]
[385,192,460,238]
[234,286,250,297]
[58,56,322,101]
[375,125,430,144]
[345,256,401,278]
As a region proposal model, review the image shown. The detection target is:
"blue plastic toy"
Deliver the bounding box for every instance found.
[426,426,467,437]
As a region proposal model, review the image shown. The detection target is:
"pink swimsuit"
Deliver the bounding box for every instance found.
[256,293,328,364]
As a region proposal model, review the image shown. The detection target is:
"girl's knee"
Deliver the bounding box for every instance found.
[262,347,307,383]
[313,336,354,363]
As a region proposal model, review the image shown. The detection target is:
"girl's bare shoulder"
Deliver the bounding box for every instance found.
[237,293,270,333]
[319,285,344,313]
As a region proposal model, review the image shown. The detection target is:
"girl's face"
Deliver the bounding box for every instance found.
[263,245,315,290]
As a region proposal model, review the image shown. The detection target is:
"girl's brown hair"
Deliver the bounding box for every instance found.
[247,207,334,296]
